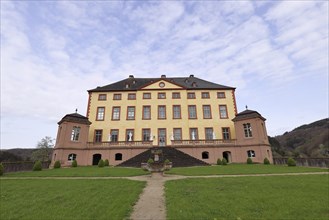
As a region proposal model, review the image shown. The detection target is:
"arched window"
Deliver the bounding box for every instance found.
[68,153,77,161]
[202,151,209,159]
[115,153,123,161]
[247,150,256,158]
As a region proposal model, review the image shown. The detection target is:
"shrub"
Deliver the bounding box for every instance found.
[287,157,296,166]
[98,159,105,167]
[33,160,42,171]
[247,157,253,164]
[104,159,109,166]
[164,159,171,164]
[71,160,77,167]
[54,160,61,169]
[222,158,227,165]
[0,163,3,176]
[264,157,270,165]
[217,158,222,165]
[147,158,154,164]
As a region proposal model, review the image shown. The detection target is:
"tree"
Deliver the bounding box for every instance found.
[32,136,54,162]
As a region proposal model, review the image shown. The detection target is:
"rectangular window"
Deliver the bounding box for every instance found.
[172,92,181,99]
[201,92,210,99]
[219,105,228,119]
[203,105,212,119]
[217,92,226,99]
[96,107,105,121]
[205,128,214,140]
[173,128,182,140]
[187,92,196,99]
[71,126,80,141]
[143,93,151,99]
[222,128,230,140]
[112,107,120,120]
[188,105,197,119]
[126,129,134,141]
[94,130,102,142]
[189,128,198,140]
[143,106,151,120]
[142,129,151,141]
[243,123,253,138]
[110,129,119,142]
[173,105,181,119]
[128,93,136,100]
[98,94,107,101]
[158,92,166,99]
[127,106,135,120]
[158,105,166,119]
[113,94,122,100]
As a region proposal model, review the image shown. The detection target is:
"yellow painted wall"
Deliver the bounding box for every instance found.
[87,81,236,144]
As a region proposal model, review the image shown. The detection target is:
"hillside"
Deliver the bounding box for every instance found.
[0,148,53,162]
[269,118,329,158]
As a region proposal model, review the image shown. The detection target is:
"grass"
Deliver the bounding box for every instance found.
[165,174,329,220]
[0,179,145,220]
[165,164,328,176]
[2,166,149,177]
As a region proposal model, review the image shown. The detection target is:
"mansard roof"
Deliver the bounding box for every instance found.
[88,75,235,92]
[232,109,266,122]
[58,113,92,125]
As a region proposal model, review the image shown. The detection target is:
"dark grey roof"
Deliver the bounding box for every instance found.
[58,113,91,125]
[232,109,266,122]
[88,76,235,92]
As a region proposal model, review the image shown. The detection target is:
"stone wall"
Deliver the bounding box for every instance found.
[273,158,329,168]
[2,161,51,173]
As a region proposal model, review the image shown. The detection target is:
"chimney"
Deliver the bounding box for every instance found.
[161,75,166,78]
[189,74,194,78]
[129,75,134,78]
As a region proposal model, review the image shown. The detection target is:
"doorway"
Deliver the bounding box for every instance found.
[158,128,166,147]
[223,151,231,163]
[92,154,102,165]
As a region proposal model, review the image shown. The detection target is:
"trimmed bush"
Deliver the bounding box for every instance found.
[33,160,42,171]
[147,158,154,164]
[247,157,253,164]
[287,157,296,166]
[222,158,227,165]
[54,160,61,169]
[164,159,171,164]
[0,163,3,176]
[98,159,105,167]
[264,157,270,165]
[104,159,109,166]
[217,158,222,165]
[71,160,77,167]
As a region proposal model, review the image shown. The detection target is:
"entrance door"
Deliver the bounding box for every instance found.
[223,151,231,163]
[92,154,102,165]
[158,129,166,147]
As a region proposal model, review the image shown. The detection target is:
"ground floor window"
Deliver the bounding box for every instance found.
[202,151,209,159]
[115,153,122,161]
[247,150,256,158]
[68,153,77,161]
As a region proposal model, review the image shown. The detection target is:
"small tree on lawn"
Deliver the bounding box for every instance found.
[71,160,77,167]
[287,157,296,166]
[247,157,253,164]
[264,157,270,165]
[104,159,109,166]
[98,159,105,167]
[0,163,4,176]
[33,160,42,171]
[222,158,227,165]
[217,158,222,165]
[32,136,54,162]
[54,160,61,169]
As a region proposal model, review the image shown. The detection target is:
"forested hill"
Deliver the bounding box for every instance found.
[269,118,329,158]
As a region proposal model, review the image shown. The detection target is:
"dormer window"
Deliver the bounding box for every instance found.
[192,82,197,87]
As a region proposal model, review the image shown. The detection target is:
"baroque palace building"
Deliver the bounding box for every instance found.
[51,75,273,167]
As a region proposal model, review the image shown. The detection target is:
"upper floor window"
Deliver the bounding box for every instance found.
[172,92,181,99]
[222,127,230,140]
[143,93,151,99]
[112,107,120,120]
[219,105,228,119]
[128,93,136,100]
[203,105,212,119]
[94,130,102,142]
[173,128,182,140]
[188,105,197,119]
[217,92,226,99]
[142,129,151,141]
[247,150,256,158]
[98,94,107,101]
[143,106,151,120]
[201,92,210,99]
[190,128,199,140]
[205,128,214,140]
[243,123,253,138]
[110,130,119,142]
[126,129,134,141]
[127,106,135,120]
[96,107,105,121]
[187,92,196,99]
[113,94,122,100]
[158,93,166,99]
[158,106,166,119]
[173,105,181,119]
[71,126,80,141]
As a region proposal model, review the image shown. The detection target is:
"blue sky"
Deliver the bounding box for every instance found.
[1,1,328,149]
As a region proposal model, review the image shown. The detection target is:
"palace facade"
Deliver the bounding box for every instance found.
[51,75,273,167]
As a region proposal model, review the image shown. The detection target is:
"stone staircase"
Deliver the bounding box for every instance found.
[117,147,209,168]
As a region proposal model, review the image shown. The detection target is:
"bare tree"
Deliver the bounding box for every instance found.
[32,136,54,162]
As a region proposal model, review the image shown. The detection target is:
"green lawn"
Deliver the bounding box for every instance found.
[2,166,149,177]
[165,164,328,176]
[0,179,145,220]
[165,174,329,220]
